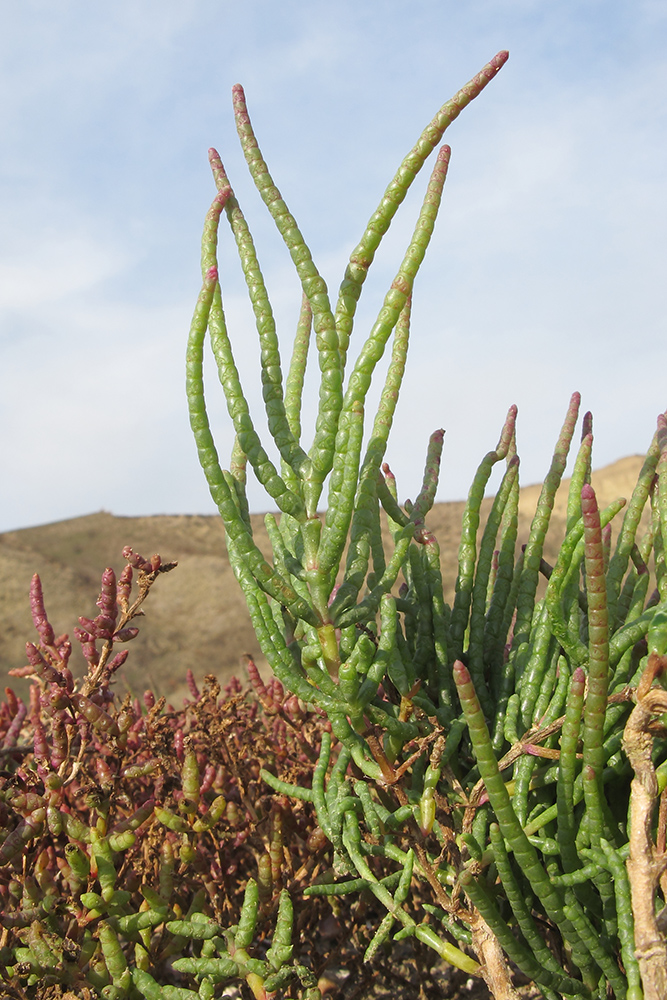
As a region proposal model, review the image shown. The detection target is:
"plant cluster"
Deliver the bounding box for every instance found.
[4,49,667,1000]
[185,47,667,1000]
[1,552,368,999]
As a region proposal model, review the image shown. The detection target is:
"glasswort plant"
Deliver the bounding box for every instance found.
[1,553,345,999]
[188,47,667,1000]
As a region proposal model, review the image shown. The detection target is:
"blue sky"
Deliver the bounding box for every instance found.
[1,1,666,532]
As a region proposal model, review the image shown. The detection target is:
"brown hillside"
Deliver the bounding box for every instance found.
[0,456,646,705]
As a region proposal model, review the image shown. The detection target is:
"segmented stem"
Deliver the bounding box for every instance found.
[335,50,509,363]
[580,484,610,849]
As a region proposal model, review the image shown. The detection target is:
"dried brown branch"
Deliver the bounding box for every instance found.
[622,654,667,1000]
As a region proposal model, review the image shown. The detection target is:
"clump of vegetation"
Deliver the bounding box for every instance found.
[4,48,667,1000]
[0,550,343,998]
[0,551,497,1000]
[186,42,667,1000]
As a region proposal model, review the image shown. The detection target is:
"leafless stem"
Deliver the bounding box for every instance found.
[622,656,667,999]
[469,910,522,1000]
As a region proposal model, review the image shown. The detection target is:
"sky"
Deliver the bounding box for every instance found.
[1,1,666,533]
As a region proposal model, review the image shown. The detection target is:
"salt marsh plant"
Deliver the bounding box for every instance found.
[3,47,667,1000]
[1,552,342,999]
[187,46,667,1000]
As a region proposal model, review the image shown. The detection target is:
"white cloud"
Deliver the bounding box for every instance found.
[0,234,125,311]
[1,1,666,531]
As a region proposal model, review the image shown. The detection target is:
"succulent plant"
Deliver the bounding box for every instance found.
[186,42,667,1000]
[5,46,667,1000]
[1,551,346,998]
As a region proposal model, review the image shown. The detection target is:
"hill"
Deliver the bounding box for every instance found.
[0,455,646,704]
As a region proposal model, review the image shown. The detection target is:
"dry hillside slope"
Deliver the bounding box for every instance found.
[0,455,647,704]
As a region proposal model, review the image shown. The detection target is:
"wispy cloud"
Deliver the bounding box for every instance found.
[1,1,666,531]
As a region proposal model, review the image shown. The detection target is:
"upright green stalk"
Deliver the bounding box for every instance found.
[335,50,509,363]
[580,484,610,849]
